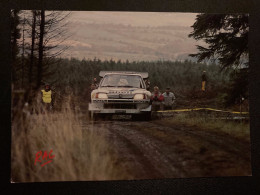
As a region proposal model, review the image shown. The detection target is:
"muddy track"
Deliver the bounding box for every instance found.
[82,119,251,179]
[133,121,251,161]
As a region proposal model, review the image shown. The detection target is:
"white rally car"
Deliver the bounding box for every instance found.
[88,71,152,120]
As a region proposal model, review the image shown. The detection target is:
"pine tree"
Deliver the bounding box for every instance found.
[37,10,45,88]
[11,10,21,86]
[189,14,249,105]
[28,10,37,85]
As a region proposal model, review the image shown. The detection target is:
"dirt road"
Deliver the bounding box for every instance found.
[81,118,251,179]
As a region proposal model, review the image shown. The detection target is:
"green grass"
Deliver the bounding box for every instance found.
[159,112,250,142]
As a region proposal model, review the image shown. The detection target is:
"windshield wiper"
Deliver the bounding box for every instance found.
[102,85,117,87]
[118,85,137,88]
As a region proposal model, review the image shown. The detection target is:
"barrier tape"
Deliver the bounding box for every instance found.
[52,91,249,115]
[157,107,249,115]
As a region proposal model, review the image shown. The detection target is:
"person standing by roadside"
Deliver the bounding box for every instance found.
[162,87,176,110]
[144,79,150,90]
[93,77,98,89]
[89,78,99,102]
[150,86,164,111]
[201,71,207,91]
[41,83,53,113]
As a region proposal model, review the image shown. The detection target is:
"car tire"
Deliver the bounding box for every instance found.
[89,111,99,121]
[132,114,141,121]
[132,112,151,121]
[145,112,152,121]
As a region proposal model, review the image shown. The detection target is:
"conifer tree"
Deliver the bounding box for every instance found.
[11,10,21,86]
[189,14,249,105]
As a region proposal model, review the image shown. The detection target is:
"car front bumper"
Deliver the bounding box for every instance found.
[88,99,151,114]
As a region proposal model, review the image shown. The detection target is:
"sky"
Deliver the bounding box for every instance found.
[59,11,202,61]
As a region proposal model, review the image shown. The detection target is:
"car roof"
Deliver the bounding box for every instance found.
[105,73,141,76]
[99,71,148,78]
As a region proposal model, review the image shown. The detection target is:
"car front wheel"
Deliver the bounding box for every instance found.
[132,112,151,121]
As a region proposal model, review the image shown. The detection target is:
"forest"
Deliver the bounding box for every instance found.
[11,11,248,110]
[53,58,232,105]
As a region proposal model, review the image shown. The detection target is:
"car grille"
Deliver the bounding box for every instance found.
[107,94,134,99]
[104,104,137,109]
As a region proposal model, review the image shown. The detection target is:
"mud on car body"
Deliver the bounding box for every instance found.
[88,71,152,120]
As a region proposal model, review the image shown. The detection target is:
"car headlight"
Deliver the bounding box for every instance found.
[96,93,108,99]
[134,94,144,100]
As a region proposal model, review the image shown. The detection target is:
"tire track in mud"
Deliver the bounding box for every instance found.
[135,121,251,161]
[106,126,164,179]
[83,119,251,178]
[82,121,162,179]
[129,121,251,176]
[88,121,191,178]
[109,122,189,178]
[110,122,206,177]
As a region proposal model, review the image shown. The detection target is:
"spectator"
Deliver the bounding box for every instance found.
[93,77,99,89]
[201,71,207,91]
[144,79,150,90]
[41,83,53,113]
[150,86,164,111]
[162,87,176,110]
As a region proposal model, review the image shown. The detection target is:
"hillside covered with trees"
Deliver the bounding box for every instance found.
[11,11,248,111]
[48,58,235,109]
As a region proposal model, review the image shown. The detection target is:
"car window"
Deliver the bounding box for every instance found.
[101,74,144,88]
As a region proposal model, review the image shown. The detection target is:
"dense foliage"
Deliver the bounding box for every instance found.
[189,14,249,105]
[50,58,230,98]
[189,14,248,69]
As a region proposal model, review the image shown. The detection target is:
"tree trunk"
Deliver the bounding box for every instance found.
[11,10,21,86]
[37,10,45,88]
[29,11,36,85]
[21,15,25,88]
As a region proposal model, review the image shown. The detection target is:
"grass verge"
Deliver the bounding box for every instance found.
[11,101,129,182]
[157,112,250,142]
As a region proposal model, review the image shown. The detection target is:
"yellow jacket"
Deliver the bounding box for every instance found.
[41,90,52,103]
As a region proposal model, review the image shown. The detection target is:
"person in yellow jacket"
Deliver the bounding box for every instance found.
[201,71,207,92]
[41,84,53,112]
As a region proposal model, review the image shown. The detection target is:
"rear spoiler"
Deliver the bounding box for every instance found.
[99,71,149,79]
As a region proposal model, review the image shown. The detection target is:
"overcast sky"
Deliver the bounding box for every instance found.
[61,11,201,61]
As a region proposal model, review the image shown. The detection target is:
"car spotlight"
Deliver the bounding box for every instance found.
[96,93,108,99]
[134,94,144,100]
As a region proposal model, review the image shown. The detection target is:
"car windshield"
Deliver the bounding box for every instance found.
[101,74,144,88]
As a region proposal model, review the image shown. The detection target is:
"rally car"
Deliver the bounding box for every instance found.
[88,71,152,120]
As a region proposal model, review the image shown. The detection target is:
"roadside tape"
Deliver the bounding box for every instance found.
[53,91,249,115]
[157,107,249,114]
